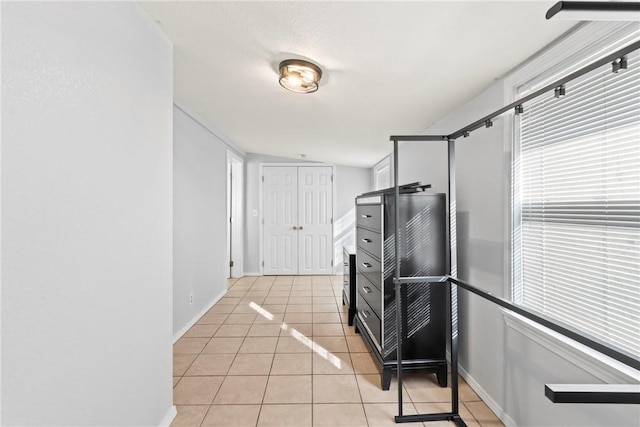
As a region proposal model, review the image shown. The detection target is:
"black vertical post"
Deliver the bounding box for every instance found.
[393,139,403,417]
[448,138,460,416]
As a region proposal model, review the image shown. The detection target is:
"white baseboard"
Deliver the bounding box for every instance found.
[242,271,261,277]
[456,362,518,427]
[158,405,177,427]
[173,290,226,343]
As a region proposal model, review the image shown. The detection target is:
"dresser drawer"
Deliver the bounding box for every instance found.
[342,249,350,285]
[357,204,382,232]
[356,227,382,260]
[342,261,350,303]
[357,273,382,318]
[357,293,381,349]
[356,249,382,290]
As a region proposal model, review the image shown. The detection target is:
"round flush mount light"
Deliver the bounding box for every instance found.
[279,59,322,94]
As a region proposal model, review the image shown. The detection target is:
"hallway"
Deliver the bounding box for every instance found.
[171,275,504,426]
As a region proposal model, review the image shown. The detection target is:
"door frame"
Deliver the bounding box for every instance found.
[373,155,393,190]
[259,162,336,276]
[227,150,244,278]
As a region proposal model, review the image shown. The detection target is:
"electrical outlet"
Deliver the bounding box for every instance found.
[189,293,194,305]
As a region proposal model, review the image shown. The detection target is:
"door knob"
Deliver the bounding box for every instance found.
[293,226,298,230]
[299,226,303,230]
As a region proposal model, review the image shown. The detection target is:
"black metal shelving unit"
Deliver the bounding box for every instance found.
[389,39,640,426]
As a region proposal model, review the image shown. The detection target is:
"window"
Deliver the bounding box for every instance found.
[512,49,640,356]
[373,156,392,190]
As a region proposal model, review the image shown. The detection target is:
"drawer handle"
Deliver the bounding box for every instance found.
[363,286,372,294]
[361,214,372,218]
[343,263,348,267]
[362,262,372,268]
[362,310,371,319]
[362,238,372,243]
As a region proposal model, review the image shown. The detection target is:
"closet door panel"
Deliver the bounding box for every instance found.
[298,166,333,275]
[263,167,298,275]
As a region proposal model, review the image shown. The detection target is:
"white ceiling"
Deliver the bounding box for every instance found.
[140,1,574,167]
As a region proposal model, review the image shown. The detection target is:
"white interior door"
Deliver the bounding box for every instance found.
[263,167,298,275]
[262,165,334,275]
[226,150,244,278]
[298,167,333,275]
[226,159,232,279]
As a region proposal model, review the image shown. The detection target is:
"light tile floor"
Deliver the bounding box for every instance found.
[172,275,505,427]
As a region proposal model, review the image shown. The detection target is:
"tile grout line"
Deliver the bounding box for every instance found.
[240,276,261,427]
[249,276,266,426]
[175,275,502,426]
[179,281,240,426]
[255,296,282,427]
[344,296,370,427]
[349,336,369,427]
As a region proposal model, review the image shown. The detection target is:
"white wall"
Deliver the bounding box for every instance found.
[173,106,241,336]
[397,64,640,427]
[334,165,372,271]
[335,165,372,223]
[398,142,449,193]
[2,3,174,426]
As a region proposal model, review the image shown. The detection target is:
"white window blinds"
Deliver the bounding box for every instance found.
[514,50,640,356]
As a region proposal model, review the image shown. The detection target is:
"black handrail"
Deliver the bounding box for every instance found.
[449,276,640,370]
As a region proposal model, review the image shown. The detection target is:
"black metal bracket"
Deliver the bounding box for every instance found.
[546,1,640,20]
[545,384,640,404]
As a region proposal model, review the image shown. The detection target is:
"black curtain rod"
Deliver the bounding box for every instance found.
[390,39,640,143]
[448,39,640,140]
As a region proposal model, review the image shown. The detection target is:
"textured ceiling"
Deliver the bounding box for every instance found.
[140,1,574,167]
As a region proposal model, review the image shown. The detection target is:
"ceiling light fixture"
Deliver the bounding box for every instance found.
[279,59,322,94]
[546,1,640,21]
